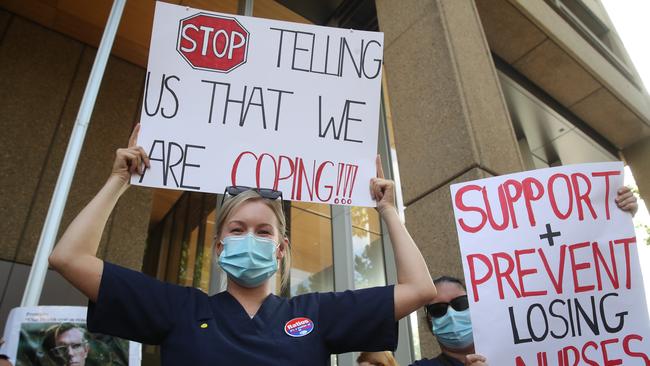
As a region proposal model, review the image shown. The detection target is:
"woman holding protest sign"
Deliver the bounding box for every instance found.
[48,124,438,365]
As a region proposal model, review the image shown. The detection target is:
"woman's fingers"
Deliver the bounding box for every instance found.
[135,154,143,175]
[621,200,638,214]
[119,150,137,173]
[128,153,140,175]
[375,183,384,201]
[112,134,149,182]
[616,187,637,213]
[616,191,634,203]
[370,178,389,201]
[376,154,385,179]
[132,146,149,174]
[466,354,486,362]
[465,354,487,365]
[370,178,383,201]
[115,148,131,168]
[369,157,395,209]
[136,146,150,168]
[618,186,632,195]
[369,178,376,200]
[615,186,638,215]
[622,202,638,212]
[618,195,637,208]
[125,148,149,175]
[372,178,395,204]
[121,146,149,175]
[128,123,140,148]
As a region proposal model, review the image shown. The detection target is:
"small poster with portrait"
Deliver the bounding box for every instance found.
[0,306,140,366]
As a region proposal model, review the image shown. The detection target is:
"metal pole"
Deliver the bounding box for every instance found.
[21,0,128,307]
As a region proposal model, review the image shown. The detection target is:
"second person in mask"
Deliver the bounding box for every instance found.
[411,276,487,366]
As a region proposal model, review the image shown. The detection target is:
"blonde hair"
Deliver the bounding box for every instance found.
[356,351,399,366]
[216,190,291,290]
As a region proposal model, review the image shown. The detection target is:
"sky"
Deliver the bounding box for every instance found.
[601,0,650,312]
[601,1,650,91]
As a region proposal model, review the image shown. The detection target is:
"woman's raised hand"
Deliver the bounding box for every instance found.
[112,124,150,184]
[369,155,396,215]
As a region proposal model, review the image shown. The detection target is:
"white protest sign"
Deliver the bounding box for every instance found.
[132,1,384,207]
[0,306,141,365]
[450,162,650,365]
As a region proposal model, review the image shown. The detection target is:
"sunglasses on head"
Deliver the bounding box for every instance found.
[221,186,283,206]
[425,295,469,318]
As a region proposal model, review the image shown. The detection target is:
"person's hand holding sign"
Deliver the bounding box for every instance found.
[370,155,395,214]
[465,354,488,366]
[111,123,150,186]
[616,186,638,216]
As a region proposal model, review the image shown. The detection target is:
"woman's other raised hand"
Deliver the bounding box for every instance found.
[111,124,150,185]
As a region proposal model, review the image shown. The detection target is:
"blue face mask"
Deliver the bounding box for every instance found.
[431,308,474,349]
[218,233,279,288]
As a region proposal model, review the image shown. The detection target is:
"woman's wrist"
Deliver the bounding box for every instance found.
[378,205,399,219]
[106,174,130,195]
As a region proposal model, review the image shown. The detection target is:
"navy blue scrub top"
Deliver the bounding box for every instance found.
[88,262,398,365]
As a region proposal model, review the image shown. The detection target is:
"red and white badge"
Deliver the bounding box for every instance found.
[284,317,314,337]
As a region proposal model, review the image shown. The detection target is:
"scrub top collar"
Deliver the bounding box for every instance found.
[199,291,283,327]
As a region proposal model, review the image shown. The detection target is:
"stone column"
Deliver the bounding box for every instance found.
[376,0,525,358]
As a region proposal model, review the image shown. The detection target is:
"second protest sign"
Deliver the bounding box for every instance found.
[451,162,650,366]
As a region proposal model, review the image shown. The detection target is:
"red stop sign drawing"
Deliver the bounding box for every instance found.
[177,13,249,73]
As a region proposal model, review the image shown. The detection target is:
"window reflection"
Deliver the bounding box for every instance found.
[352,206,380,233]
[166,195,188,283]
[156,214,172,280]
[197,209,216,293]
[289,202,334,296]
[351,207,386,289]
[145,193,217,293]
[179,226,199,286]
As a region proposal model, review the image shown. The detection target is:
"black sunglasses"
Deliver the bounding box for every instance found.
[425,295,469,318]
[220,186,283,206]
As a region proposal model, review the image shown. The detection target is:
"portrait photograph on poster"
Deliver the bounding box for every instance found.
[17,322,129,366]
[1,307,141,366]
